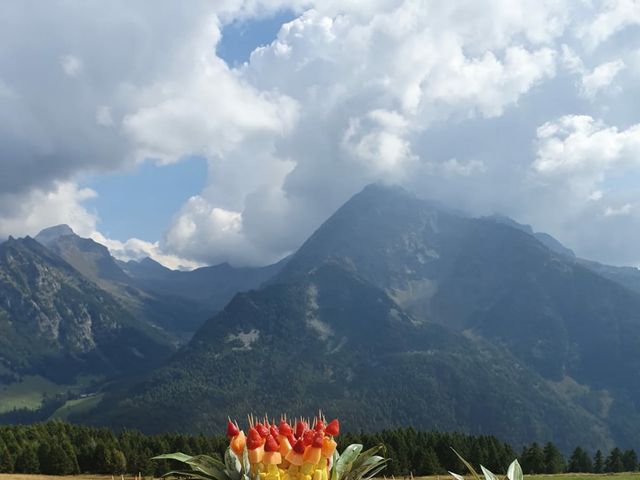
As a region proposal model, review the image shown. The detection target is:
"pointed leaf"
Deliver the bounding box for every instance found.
[186,455,230,480]
[481,465,499,480]
[335,444,363,480]
[225,448,242,480]
[451,448,482,480]
[154,452,195,464]
[161,470,214,480]
[242,446,251,474]
[330,450,339,480]
[507,460,523,480]
[449,472,465,480]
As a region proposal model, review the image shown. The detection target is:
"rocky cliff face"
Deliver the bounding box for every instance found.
[0,236,173,382]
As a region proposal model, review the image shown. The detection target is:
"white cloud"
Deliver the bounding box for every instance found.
[581,59,626,97]
[90,232,201,270]
[533,115,640,182]
[0,182,97,239]
[60,54,83,77]
[604,203,633,216]
[3,0,640,268]
[123,16,299,165]
[441,158,486,177]
[95,106,114,127]
[561,45,625,98]
[578,0,640,50]
[589,190,604,201]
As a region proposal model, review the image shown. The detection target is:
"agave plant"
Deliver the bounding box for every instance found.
[448,449,523,480]
[153,443,388,480]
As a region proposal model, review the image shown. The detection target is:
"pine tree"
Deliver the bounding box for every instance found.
[111,449,127,475]
[14,444,40,473]
[567,447,592,472]
[0,440,14,473]
[520,442,545,474]
[593,450,604,473]
[40,442,77,475]
[606,448,624,473]
[622,449,638,471]
[543,442,565,473]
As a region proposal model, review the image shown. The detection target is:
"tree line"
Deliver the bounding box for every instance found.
[0,421,638,476]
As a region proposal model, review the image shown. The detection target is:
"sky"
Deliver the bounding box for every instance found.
[1,1,640,269]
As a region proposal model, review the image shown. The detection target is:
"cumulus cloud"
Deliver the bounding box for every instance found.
[533,115,640,182]
[91,232,201,270]
[561,46,626,98]
[2,0,640,268]
[0,182,98,239]
[577,0,640,50]
[60,54,83,77]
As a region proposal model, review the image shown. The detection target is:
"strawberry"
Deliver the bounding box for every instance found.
[256,422,270,438]
[265,434,279,453]
[303,429,315,446]
[279,420,294,436]
[293,438,306,454]
[287,433,297,446]
[325,419,340,436]
[314,418,325,432]
[295,420,307,438]
[270,425,280,439]
[247,427,264,449]
[226,420,240,438]
[312,432,324,449]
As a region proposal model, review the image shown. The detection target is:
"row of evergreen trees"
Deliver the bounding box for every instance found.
[0,421,638,476]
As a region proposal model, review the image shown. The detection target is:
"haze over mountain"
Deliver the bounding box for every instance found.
[79,184,640,452]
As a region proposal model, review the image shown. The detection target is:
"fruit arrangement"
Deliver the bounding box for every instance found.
[154,413,387,480]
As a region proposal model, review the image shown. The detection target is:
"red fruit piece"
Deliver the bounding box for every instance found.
[270,425,280,438]
[288,434,297,446]
[227,420,240,438]
[256,423,270,438]
[312,432,324,448]
[314,418,325,431]
[279,420,293,436]
[293,439,306,454]
[265,435,279,452]
[247,427,263,449]
[295,420,307,438]
[303,430,314,446]
[325,419,340,436]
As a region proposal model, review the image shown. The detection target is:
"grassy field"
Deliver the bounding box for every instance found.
[0,375,101,413]
[0,375,66,412]
[48,393,105,420]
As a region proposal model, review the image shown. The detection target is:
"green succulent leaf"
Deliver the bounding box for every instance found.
[507,459,523,480]
[481,465,499,480]
[153,452,195,464]
[225,448,243,480]
[335,444,363,480]
[451,448,482,480]
[186,455,230,480]
[448,471,465,480]
[161,470,215,480]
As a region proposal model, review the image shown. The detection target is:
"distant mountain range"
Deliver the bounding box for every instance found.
[0,226,285,393]
[3,184,640,451]
[71,184,640,452]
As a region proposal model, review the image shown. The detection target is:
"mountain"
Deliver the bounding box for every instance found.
[0,236,173,384]
[81,184,640,451]
[83,262,610,451]
[121,256,289,314]
[35,226,206,337]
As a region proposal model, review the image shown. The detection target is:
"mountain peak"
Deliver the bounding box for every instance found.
[34,224,76,246]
